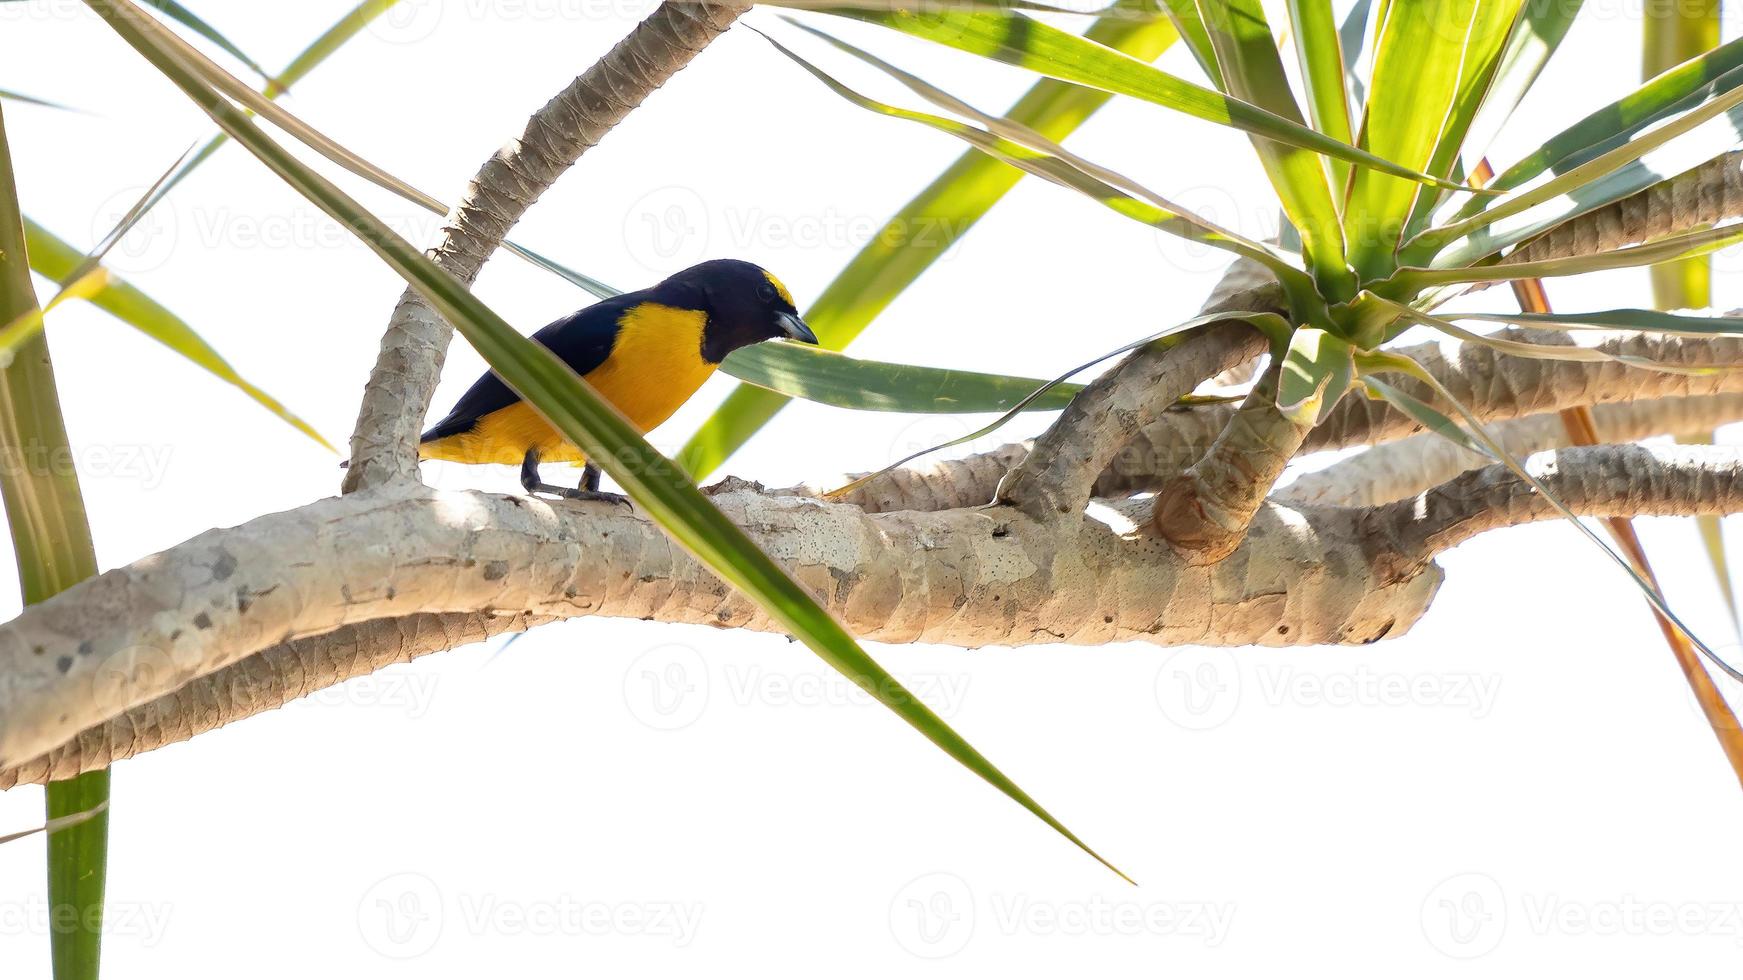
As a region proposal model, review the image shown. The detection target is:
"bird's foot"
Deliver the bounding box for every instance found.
[561,488,632,508]
[526,483,631,508]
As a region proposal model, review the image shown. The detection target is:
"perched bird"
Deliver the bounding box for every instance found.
[418,259,817,501]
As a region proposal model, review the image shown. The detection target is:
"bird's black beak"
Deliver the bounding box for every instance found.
[776,311,819,345]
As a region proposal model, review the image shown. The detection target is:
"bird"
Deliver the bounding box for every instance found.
[417,258,817,502]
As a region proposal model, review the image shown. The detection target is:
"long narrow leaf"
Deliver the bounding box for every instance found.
[1197,0,1353,297]
[777,22,1307,279]
[1448,306,1743,336]
[1161,0,1221,83]
[1343,0,1483,277]
[1285,0,1355,189]
[1357,348,1743,684]
[1400,0,1527,236]
[86,0,1131,882]
[20,219,332,448]
[831,6,1477,189]
[1396,220,1743,287]
[829,309,1289,496]
[757,29,1310,283]
[677,11,1179,479]
[1416,58,1743,264]
[721,340,1085,412]
[1478,32,1743,198]
[0,89,83,112]
[1457,0,1585,167]
[1370,293,1733,376]
[0,100,109,980]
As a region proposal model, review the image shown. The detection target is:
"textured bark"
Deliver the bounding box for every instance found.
[342,0,752,492]
[1151,361,1312,563]
[1505,151,1743,267]
[995,258,1282,519]
[10,45,1743,790]
[1281,394,1743,508]
[1373,444,1743,561]
[0,483,1444,771]
[837,329,1743,513]
[0,611,548,789]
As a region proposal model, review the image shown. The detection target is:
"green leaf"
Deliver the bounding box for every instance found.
[1449,306,1743,336]
[1343,0,1487,278]
[1276,325,1355,425]
[1197,0,1353,298]
[1400,0,1527,235]
[830,310,1287,497]
[1160,0,1221,84]
[1417,65,1743,267]
[1457,0,1585,165]
[678,10,1179,480]
[0,99,108,980]
[92,0,604,304]
[1359,375,1495,458]
[1339,0,1378,108]
[1395,220,1743,287]
[772,21,1306,281]
[18,218,332,449]
[1357,347,1743,684]
[833,7,1477,190]
[1478,31,1743,197]
[721,340,1084,412]
[1367,292,1732,376]
[0,89,83,113]
[1285,0,1356,189]
[138,0,278,82]
[87,0,1131,882]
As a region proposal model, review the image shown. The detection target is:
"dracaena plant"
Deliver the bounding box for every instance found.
[724,0,1743,662]
[6,0,1743,976]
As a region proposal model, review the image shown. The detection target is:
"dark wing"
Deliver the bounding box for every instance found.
[418,295,636,443]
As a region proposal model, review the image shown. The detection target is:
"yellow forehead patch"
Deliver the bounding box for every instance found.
[763,270,795,308]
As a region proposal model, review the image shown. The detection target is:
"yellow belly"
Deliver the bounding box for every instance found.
[420,303,716,467]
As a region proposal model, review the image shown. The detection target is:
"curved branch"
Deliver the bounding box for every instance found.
[1281,393,1743,508]
[0,482,1444,771]
[994,257,1281,520]
[1151,359,1309,563]
[0,610,549,789]
[342,0,751,492]
[1373,443,1743,560]
[845,328,1743,511]
[1506,150,1743,267]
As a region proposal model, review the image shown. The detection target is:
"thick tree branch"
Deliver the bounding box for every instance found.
[1151,359,1309,563]
[342,0,751,492]
[1372,444,1743,561]
[1506,150,1743,267]
[0,611,549,789]
[1281,393,1743,508]
[0,481,1445,771]
[843,328,1743,512]
[994,257,1281,520]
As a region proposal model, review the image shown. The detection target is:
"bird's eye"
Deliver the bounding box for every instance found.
[756,283,777,304]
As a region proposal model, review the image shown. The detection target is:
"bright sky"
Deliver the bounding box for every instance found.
[3,1,1743,975]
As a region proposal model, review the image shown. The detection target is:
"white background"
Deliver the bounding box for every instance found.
[3,0,1743,974]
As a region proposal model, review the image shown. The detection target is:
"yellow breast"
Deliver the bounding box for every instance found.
[421,303,716,467]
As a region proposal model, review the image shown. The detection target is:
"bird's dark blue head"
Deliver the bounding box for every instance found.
[658,258,818,363]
